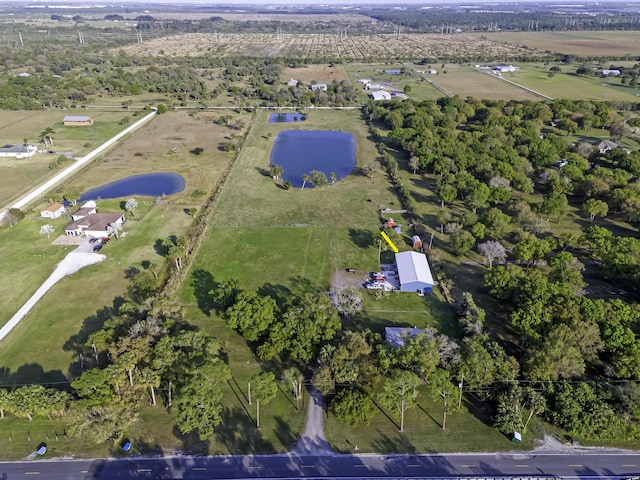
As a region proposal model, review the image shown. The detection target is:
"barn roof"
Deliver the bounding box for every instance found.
[395,251,434,286]
[63,115,91,122]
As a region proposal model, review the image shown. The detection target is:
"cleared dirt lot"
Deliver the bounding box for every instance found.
[282,64,348,85]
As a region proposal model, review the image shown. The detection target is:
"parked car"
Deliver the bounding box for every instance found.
[366,282,384,290]
[89,237,98,244]
[93,244,102,252]
[370,271,386,280]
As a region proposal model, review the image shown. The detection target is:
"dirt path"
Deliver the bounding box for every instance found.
[291,388,334,456]
[0,251,105,342]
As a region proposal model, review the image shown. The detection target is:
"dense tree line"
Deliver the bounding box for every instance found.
[367,96,640,440]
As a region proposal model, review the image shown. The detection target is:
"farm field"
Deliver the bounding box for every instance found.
[495,63,640,101]
[425,64,541,101]
[118,33,538,60]
[0,109,135,209]
[472,30,640,57]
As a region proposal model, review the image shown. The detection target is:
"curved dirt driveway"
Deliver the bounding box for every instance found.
[0,251,105,342]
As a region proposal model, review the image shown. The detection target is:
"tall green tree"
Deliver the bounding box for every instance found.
[226,291,278,341]
[176,361,230,440]
[250,371,277,428]
[378,370,420,432]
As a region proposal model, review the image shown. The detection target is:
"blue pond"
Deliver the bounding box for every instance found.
[270,130,356,188]
[269,113,308,124]
[79,172,185,201]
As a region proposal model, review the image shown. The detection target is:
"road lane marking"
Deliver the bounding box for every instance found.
[623,464,637,467]
[408,464,420,467]
[24,473,40,475]
[515,464,529,467]
[80,471,88,474]
[301,465,316,468]
[461,464,475,467]
[568,464,583,467]
[355,464,367,468]
[246,466,262,469]
[192,467,207,471]
[137,469,152,472]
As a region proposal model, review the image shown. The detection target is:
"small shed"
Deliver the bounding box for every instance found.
[286,78,299,87]
[63,115,93,126]
[384,69,402,75]
[311,83,327,91]
[395,251,435,293]
[412,235,422,250]
[40,202,66,219]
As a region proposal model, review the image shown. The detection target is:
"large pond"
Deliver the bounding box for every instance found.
[269,113,308,124]
[79,172,185,201]
[270,130,356,188]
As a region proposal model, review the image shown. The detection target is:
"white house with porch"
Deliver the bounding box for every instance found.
[64,200,124,238]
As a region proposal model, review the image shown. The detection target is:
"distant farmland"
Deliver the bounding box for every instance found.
[471,31,640,57]
[118,32,540,60]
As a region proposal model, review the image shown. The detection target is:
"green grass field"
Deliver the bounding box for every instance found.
[0,110,134,208]
[498,63,640,101]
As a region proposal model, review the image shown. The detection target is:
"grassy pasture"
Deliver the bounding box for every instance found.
[212,109,395,227]
[472,30,640,57]
[427,64,541,101]
[0,110,134,208]
[497,63,640,101]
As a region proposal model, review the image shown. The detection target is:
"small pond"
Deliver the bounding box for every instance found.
[79,172,185,201]
[269,113,308,124]
[270,130,356,188]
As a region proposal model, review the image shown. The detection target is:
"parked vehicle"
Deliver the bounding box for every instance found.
[366,283,384,290]
[93,244,102,252]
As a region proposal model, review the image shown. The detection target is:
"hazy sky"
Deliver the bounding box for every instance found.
[19,0,609,4]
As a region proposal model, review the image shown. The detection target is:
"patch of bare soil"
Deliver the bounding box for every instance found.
[331,268,367,291]
[282,64,348,85]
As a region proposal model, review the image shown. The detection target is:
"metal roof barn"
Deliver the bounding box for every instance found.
[395,251,435,293]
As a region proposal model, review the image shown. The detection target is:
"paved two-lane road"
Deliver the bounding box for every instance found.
[1,452,639,480]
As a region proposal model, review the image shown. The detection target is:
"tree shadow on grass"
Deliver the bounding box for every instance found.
[63,296,125,375]
[257,283,292,309]
[370,430,417,454]
[172,425,210,456]
[191,269,217,316]
[348,228,375,249]
[0,364,67,387]
[215,406,276,454]
[273,415,297,450]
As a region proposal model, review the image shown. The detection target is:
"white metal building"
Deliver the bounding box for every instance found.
[395,251,435,293]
